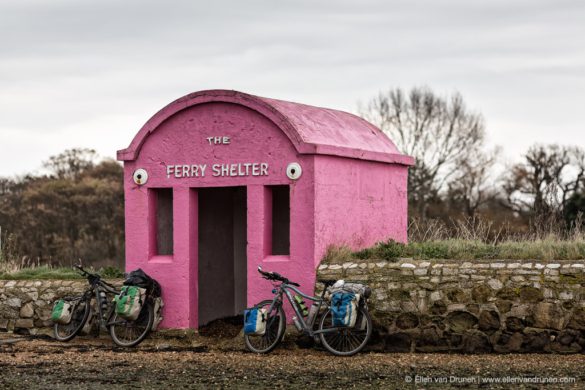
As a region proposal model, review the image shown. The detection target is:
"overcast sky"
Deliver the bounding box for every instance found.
[1,0,583,177]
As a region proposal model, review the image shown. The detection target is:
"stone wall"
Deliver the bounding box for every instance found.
[0,279,122,335]
[5,260,585,354]
[318,258,585,353]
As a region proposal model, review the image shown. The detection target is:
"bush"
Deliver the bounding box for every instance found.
[99,266,124,278]
[369,240,406,260]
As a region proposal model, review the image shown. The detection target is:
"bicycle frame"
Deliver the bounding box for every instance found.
[79,279,120,328]
[266,283,342,337]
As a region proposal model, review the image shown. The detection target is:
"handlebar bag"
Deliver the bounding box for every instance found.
[243,307,267,335]
[51,299,73,325]
[115,286,146,321]
[331,292,359,327]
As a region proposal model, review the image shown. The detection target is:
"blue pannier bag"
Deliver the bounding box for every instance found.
[331,292,358,327]
[244,307,267,335]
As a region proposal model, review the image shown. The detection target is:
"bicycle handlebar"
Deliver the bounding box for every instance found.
[257,266,300,287]
[74,264,91,276]
[74,264,110,285]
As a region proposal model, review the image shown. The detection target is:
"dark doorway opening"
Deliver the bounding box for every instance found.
[198,187,247,326]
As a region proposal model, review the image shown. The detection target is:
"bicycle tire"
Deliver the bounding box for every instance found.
[318,306,372,356]
[244,300,286,354]
[53,297,91,342]
[109,299,154,348]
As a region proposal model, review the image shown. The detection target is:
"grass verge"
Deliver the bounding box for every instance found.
[323,238,585,263]
[0,265,124,280]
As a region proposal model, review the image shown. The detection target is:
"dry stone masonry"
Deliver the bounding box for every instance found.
[0,279,122,335]
[318,258,585,353]
[4,259,585,355]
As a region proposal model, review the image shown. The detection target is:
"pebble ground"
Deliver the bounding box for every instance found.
[1,333,585,389]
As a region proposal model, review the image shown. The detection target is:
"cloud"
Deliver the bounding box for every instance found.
[0,0,584,176]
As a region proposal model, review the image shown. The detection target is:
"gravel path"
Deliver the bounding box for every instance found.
[1,334,585,389]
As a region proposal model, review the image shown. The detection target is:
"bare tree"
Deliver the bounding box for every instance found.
[44,148,97,180]
[504,144,585,216]
[360,87,486,218]
[448,148,500,218]
[0,178,13,196]
[563,148,585,206]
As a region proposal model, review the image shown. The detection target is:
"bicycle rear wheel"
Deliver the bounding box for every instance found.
[109,300,154,347]
[244,300,286,354]
[318,306,372,356]
[53,297,91,342]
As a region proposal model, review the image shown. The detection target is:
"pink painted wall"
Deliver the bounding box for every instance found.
[313,155,409,265]
[123,102,316,328]
[119,90,412,329]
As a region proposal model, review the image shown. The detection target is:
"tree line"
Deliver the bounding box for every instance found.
[360,87,585,239]
[1,87,584,268]
[0,149,124,268]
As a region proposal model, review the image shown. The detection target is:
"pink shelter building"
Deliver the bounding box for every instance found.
[117,90,413,329]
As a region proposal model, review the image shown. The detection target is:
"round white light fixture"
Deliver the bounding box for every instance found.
[286,162,302,180]
[133,168,148,185]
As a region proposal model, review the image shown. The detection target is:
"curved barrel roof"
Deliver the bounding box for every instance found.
[117,89,414,165]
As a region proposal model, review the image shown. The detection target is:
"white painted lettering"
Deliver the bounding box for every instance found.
[212,164,221,177]
[207,136,231,145]
[167,162,268,179]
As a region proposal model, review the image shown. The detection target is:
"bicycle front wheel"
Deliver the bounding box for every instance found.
[244,300,286,354]
[53,297,91,342]
[318,306,372,356]
[109,300,154,347]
